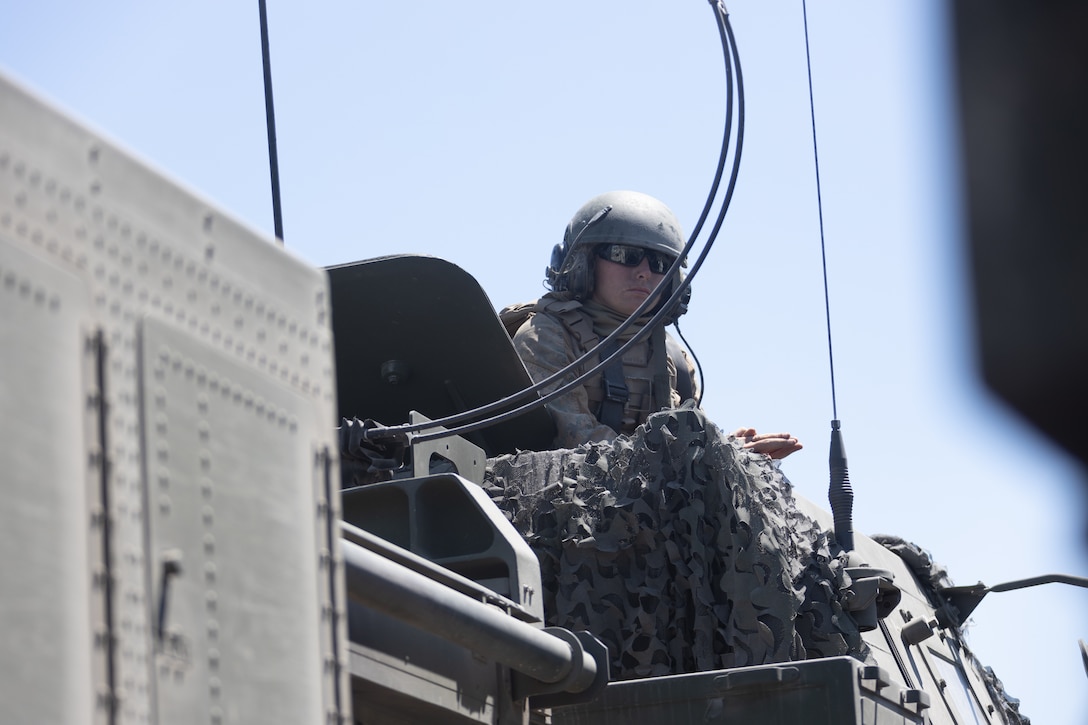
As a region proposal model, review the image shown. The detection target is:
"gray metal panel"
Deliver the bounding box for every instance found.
[348,607,508,725]
[342,474,543,618]
[141,315,325,723]
[0,241,97,725]
[342,474,545,724]
[0,70,348,723]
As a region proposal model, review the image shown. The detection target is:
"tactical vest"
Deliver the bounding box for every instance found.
[502,297,694,435]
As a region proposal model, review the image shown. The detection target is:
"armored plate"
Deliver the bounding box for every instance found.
[0,71,346,723]
[0,240,97,725]
[327,255,555,456]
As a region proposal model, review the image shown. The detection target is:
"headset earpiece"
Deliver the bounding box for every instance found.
[547,242,568,291]
[566,252,592,300]
[673,283,692,320]
[653,278,691,323]
[547,239,595,299]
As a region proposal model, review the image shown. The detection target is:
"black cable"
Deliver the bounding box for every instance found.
[408,4,746,445]
[369,2,743,444]
[407,2,745,443]
[672,322,704,406]
[259,0,285,243]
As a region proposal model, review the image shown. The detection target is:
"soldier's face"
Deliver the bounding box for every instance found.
[591,256,665,316]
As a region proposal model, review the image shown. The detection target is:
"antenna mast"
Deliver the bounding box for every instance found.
[259,0,285,244]
[802,0,853,553]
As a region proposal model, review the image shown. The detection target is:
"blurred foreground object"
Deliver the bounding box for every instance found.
[953,1,1088,470]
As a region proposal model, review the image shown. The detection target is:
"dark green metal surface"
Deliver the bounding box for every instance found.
[327,255,555,456]
[551,658,928,725]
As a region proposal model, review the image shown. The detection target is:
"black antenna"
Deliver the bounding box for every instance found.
[259,0,285,244]
[803,0,853,552]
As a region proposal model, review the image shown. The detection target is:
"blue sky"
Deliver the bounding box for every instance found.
[3,1,1086,722]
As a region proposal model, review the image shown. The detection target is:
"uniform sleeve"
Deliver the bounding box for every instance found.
[665,333,700,408]
[676,345,700,404]
[512,313,617,449]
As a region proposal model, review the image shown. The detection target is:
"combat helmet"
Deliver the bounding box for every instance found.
[546,190,690,321]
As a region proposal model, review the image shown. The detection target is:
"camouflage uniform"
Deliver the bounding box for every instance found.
[511,293,694,449]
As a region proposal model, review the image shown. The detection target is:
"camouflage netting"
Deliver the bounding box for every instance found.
[484,404,869,680]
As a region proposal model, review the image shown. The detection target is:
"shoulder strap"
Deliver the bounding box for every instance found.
[595,339,629,433]
[545,301,631,431]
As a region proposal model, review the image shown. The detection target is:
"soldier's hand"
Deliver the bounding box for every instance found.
[732,427,803,460]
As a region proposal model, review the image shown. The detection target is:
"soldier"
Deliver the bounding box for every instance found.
[490,194,859,679]
[507,190,802,457]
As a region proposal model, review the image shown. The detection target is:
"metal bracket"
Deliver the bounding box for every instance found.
[520,629,611,708]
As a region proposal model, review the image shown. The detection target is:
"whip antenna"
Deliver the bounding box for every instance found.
[259,0,285,243]
[803,0,853,552]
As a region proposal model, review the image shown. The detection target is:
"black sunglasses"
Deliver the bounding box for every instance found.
[595,243,676,275]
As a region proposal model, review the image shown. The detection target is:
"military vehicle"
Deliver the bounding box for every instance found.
[3,3,1086,725]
